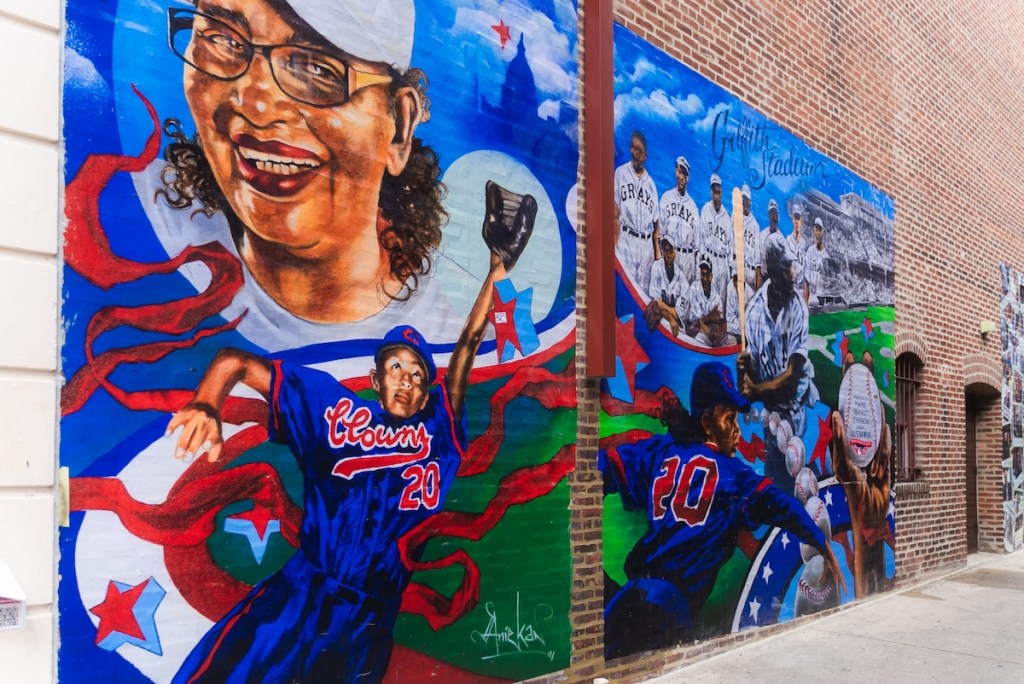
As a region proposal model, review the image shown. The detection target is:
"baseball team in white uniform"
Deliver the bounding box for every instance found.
[614,131,834,349]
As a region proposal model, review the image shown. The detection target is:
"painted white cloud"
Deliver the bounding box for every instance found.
[65,47,108,93]
[672,93,703,116]
[622,55,656,85]
[614,87,705,128]
[452,0,577,101]
[538,98,561,121]
[692,101,730,133]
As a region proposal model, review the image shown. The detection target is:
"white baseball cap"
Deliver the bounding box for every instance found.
[768,199,779,211]
[285,0,415,69]
[741,184,751,200]
[813,217,824,228]
[676,156,690,172]
[710,173,722,187]
[792,202,803,216]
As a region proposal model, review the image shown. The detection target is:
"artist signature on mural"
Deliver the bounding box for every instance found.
[471,593,555,662]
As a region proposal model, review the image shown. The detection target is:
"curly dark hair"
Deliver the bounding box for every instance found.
[156,67,447,302]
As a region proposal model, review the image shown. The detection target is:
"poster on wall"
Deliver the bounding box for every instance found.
[599,24,896,659]
[60,1,578,682]
[999,264,1024,551]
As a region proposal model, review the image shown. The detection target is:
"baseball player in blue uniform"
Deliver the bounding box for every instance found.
[600,362,842,659]
[167,183,536,683]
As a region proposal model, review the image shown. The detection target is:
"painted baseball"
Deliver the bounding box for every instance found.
[775,417,794,453]
[799,495,831,563]
[837,362,883,468]
[793,467,819,505]
[794,554,837,617]
[785,437,806,478]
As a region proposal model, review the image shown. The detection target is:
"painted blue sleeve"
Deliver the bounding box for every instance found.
[599,436,665,511]
[736,464,826,549]
[268,360,352,457]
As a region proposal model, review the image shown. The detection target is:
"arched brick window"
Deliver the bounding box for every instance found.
[896,352,923,481]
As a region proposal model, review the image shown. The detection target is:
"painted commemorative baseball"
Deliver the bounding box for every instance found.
[785,436,806,477]
[799,495,831,563]
[794,554,837,617]
[775,418,794,453]
[750,407,761,424]
[760,408,770,429]
[768,411,781,436]
[794,467,819,505]
[837,362,884,468]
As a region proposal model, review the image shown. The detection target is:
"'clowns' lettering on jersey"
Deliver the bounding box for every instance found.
[324,397,433,479]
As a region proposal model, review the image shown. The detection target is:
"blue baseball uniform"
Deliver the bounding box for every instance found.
[600,434,825,657]
[175,359,466,684]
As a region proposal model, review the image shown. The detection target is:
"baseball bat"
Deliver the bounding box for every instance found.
[731,187,746,349]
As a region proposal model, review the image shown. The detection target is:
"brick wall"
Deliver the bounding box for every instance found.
[561,0,1024,681]
[0,0,61,681]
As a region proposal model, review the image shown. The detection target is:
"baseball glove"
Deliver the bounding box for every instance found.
[482,180,537,270]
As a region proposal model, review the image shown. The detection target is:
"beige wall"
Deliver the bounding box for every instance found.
[0,0,60,681]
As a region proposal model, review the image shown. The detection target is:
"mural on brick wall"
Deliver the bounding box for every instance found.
[999,264,1024,551]
[60,1,578,681]
[599,24,897,659]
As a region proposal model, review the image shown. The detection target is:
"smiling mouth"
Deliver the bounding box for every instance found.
[232,134,324,198]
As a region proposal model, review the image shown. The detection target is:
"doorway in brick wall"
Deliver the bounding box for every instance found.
[966,397,980,552]
[965,384,1000,553]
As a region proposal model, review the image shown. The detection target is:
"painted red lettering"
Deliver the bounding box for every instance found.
[649,454,719,527]
[398,462,442,511]
[651,456,680,521]
[670,455,718,527]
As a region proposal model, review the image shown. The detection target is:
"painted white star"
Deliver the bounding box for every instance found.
[749,597,761,620]
[761,562,774,583]
[780,533,790,549]
[824,489,834,507]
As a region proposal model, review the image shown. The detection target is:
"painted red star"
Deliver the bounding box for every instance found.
[90,579,148,643]
[614,315,650,399]
[230,504,276,540]
[491,19,512,49]
[810,412,834,472]
[488,285,521,357]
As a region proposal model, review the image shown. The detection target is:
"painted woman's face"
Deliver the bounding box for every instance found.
[183,0,400,257]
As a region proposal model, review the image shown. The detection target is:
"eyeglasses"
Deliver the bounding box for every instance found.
[167,8,393,107]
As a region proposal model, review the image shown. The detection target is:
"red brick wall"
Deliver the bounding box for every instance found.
[561,0,1024,681]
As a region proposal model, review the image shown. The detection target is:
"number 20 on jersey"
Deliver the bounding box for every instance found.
[650,455,718,526]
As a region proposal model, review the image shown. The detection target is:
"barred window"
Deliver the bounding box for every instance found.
[895,353,922,481]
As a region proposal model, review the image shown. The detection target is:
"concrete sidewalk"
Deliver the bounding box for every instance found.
[651,552,1024,682]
